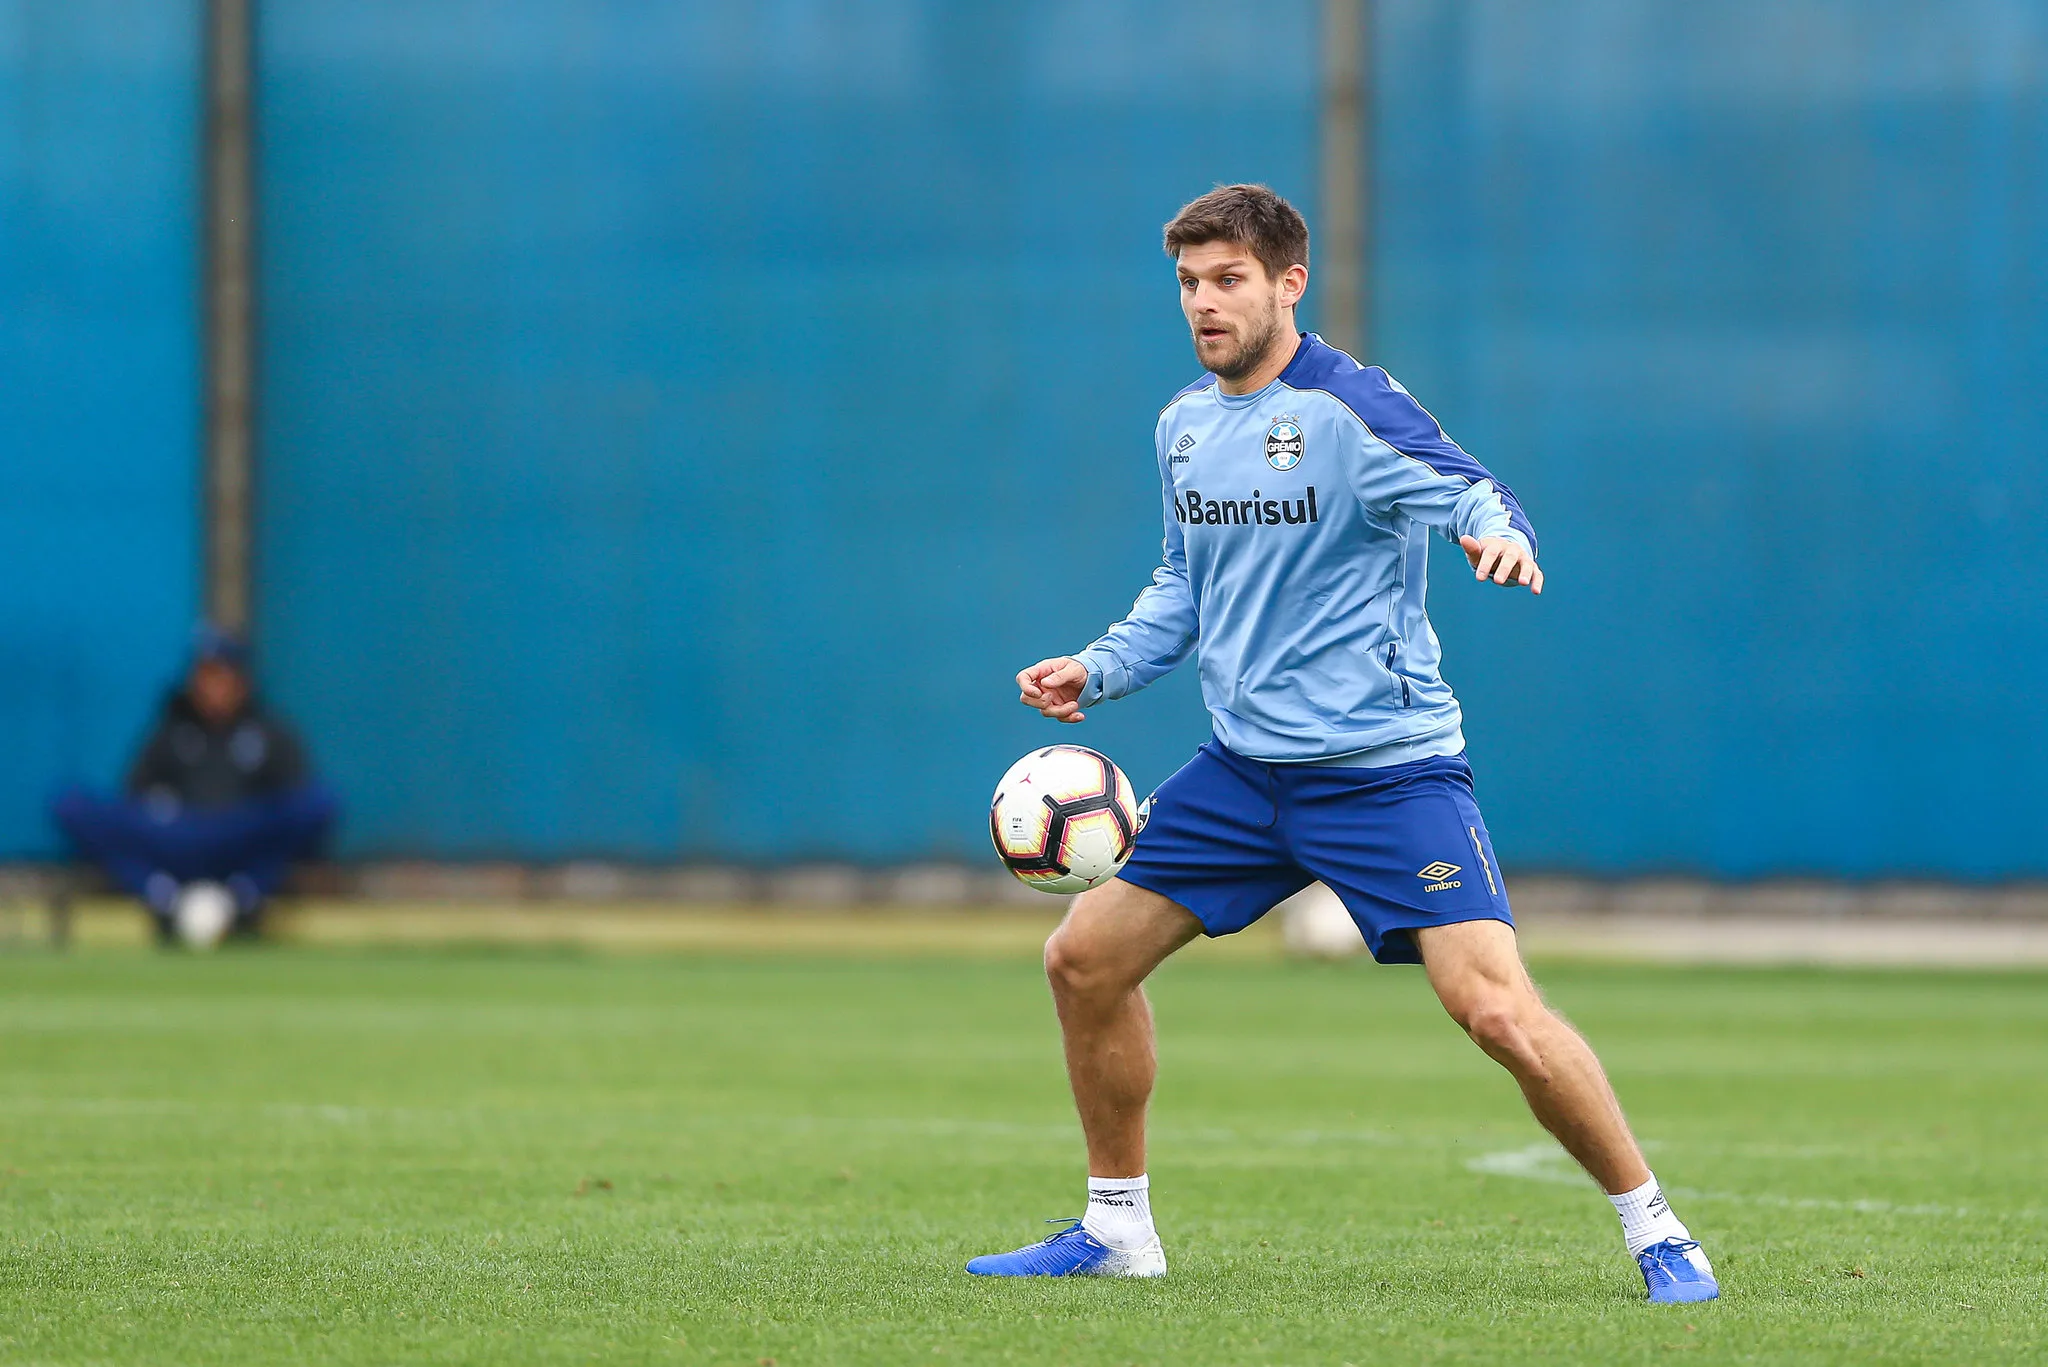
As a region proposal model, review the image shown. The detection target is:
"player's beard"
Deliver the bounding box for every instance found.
[1197,303,1288,384]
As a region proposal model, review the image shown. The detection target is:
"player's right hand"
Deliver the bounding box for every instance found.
[1017,657,1089,724]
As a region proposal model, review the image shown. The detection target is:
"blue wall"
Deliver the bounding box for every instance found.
[253,0,2048,875]
[253,1,1314,861]
[1379,0,2048,876]
[10,1,2042,876]
[0,2,202,858]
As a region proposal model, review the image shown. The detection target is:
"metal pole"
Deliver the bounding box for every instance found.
[203,0,256,633]
[1318,0,1371,360]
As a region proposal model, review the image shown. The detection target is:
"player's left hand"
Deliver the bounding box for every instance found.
[1459,535,1543,593]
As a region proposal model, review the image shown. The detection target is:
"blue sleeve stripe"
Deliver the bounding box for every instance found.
[1283,338,1538,553]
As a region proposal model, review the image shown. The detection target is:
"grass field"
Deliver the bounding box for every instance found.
[1,939,2044,1365]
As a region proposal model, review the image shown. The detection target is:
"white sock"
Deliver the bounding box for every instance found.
[1081,1174,1155,1252]
[1609,1174,1692,1256]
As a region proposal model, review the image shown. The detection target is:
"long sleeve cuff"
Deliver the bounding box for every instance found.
[1444,523,1530,555]
[1074,650,1114,707]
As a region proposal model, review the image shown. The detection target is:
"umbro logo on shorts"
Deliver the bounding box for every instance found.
[1417,861,1462,892]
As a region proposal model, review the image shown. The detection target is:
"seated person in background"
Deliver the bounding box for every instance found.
[52,626,337,943]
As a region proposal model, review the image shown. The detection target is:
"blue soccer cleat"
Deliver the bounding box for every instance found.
[966,1218,1166,1278]
[1637,1238,1719,1303]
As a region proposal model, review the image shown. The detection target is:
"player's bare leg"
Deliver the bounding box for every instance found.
[1043,877,1202,1176]
[1415,918,1646,1190]
[964,877,1196,1277]
[1416,918,1718,1300]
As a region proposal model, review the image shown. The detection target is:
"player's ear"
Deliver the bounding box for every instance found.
[1280,263,1309,310]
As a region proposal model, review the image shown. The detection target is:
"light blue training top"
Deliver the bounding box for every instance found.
[1074,333,1536,766]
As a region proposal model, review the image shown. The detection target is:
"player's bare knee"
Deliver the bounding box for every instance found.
[1457,994,1550,1080]
[1458,999,1514,1049]
[1046,885,1133,994]
[1043,926,1111,1003]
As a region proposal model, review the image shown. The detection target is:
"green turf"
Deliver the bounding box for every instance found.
[0,947,2044,1365]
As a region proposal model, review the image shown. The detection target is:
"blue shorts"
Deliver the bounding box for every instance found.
[1117,740,1513,965]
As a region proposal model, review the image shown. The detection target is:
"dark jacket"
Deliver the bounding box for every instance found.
[125,690,311,811]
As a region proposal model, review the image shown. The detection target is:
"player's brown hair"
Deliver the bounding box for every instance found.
[1162,184,1310,281]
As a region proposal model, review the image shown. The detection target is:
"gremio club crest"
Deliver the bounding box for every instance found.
[1265,415,1304,470]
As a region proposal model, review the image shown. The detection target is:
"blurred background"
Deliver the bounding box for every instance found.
[4,0,2045,936]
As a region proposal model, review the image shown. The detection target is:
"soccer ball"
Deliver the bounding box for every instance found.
[174,881,235,950]
[1279,882,1365,958]
[990,745,1144,894]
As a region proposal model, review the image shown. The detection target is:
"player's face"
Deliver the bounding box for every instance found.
[1176,242,1292,383]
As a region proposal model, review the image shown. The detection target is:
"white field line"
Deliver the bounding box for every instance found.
[4,1093,2027,1224]
[1467,1142,2043,1220]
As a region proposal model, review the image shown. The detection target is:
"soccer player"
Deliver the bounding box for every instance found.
[968,185,1716,1304]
